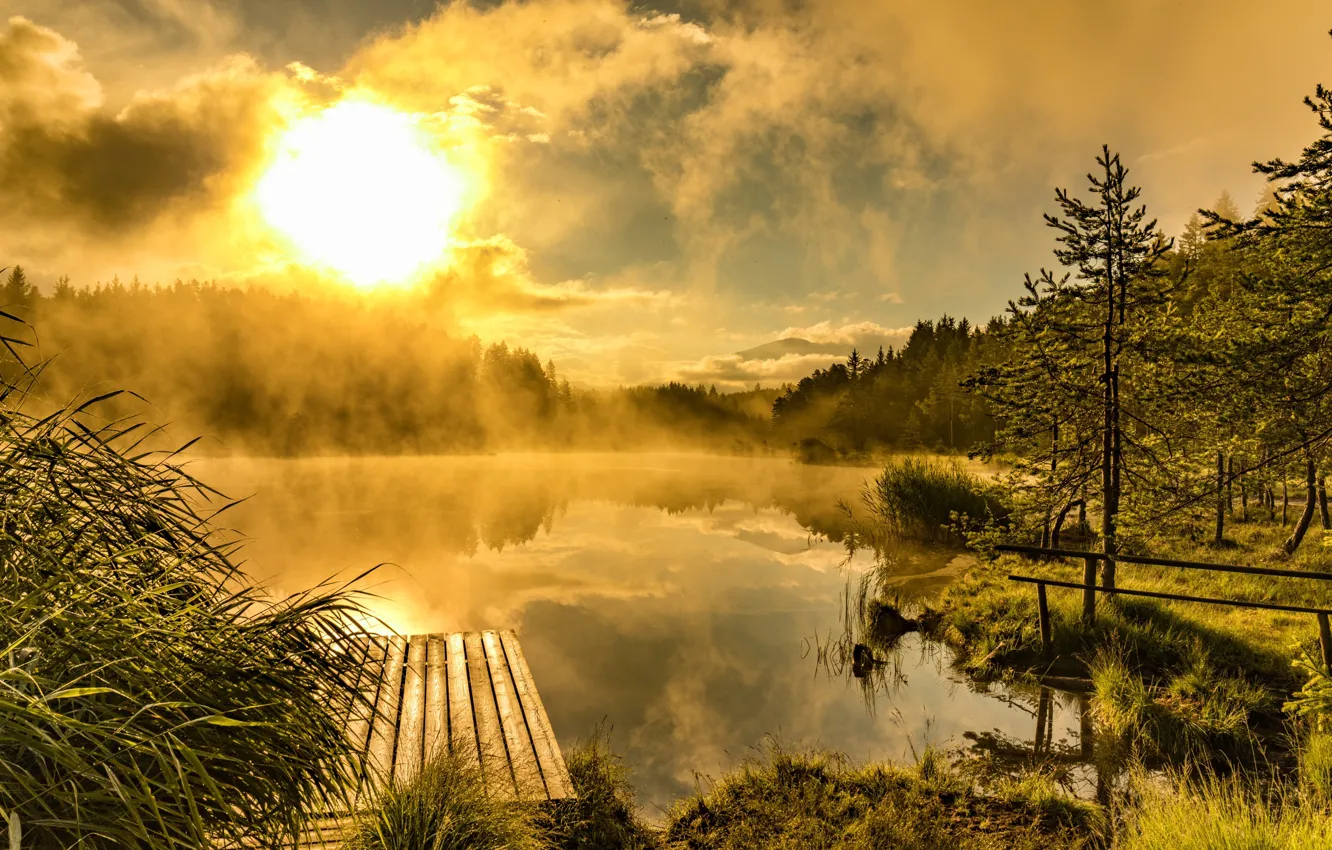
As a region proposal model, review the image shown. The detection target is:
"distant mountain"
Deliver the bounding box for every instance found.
[735,337,849,360]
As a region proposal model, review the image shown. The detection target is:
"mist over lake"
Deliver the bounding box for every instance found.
[199,452,1083,813]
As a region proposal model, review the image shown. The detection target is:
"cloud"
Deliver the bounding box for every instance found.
[425,236,678,315]
[777,320,911,346]
[675,352,846,387]
[0,15,287,265]
[5,0,1332,386]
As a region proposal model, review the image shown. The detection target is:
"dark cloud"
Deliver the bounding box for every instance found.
[0,18,279,232]
[3,1,1332,385]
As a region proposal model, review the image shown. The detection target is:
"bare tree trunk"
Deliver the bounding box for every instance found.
[1320,474,1330,531]
[1285,458,1318,555]
[1101,267,1116,591]
[1283,477,1290,526]
[1052,499,1084,549]
[1078,486,1087,529]
[1215,450,1225,545]
[1227,455,1235,516]
[1268,485,1276,522]
[1240,458,1248,521]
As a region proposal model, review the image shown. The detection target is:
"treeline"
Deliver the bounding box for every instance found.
[0,273,776,456]
[770,316,998,455]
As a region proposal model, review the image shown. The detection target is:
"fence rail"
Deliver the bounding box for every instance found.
[995,544,1332,669]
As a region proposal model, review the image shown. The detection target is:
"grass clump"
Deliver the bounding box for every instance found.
[1298,728,1332,801]
[1089,644,1267,761]
[662,743,1100,849]
[342,755,544,850]
[542,728,660,850]
[864,457,1008,544]
[0,334,373,846]
[1119,769,1332,849]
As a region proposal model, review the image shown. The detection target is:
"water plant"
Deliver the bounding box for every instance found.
[662,742,1101,849]
[863,456,1008,544]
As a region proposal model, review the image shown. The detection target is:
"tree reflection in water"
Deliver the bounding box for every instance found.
[812,542,1134,802]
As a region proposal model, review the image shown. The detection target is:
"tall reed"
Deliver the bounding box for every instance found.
[0,316,375,847]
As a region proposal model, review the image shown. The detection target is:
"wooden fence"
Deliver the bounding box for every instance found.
[996,543,1332,669]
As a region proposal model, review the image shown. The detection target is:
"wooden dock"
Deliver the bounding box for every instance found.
[301,629,572,847]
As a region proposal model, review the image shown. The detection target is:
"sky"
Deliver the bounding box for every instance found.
[1,0,1330,388]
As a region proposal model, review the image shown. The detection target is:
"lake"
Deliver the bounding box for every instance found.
[197,452,1095,814]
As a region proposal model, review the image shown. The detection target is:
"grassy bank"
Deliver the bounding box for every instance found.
[348,741,1104,850]
[917,514,1332,768]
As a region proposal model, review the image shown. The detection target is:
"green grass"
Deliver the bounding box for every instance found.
[863,457,1009,544]
[1299,729,1332,801]
[929,543,1322,690]
[1119,768,1332,849]
[917,519,1332,765]
[342,754,544,850]
[1088,644,1268,761]
[660,743,1102,849]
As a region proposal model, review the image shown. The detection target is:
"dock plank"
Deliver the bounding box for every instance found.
[425,636,446,761]
[501,629,574,798]
[364,636,406,794]
[395,635,427,783]
[341,636,374,757]
[464,631,517,800]
[446,632,480,771]
[347,637,387,800]
[482,630,547,799]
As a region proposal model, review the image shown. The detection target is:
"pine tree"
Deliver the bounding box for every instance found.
[970,147,1171,586]
[3,266,33,309]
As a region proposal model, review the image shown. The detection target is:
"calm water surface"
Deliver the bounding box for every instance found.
[198,453,1090,813]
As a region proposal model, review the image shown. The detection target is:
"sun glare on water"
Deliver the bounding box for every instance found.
[255,100,468,286]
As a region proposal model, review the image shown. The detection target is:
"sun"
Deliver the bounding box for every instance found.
[255,100,469,286]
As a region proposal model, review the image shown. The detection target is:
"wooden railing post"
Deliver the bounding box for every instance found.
[1082,556,1097,628]
[1319,612,1332,673]
[1036,581,1052,661]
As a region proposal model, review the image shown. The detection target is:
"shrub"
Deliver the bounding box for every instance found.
[1090,644,1264,761]
[0,325,372,847]
[864,457,1008,544]
[541,728,660,850]
[1285,644,1332,729]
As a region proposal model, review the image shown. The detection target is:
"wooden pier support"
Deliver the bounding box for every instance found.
[1082,556,1097,628]
[1319,613,1332,674]
[1037,581,1052,661]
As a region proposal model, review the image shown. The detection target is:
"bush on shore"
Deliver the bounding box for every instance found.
[863,457,1008,544]
[541,728,660,850]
